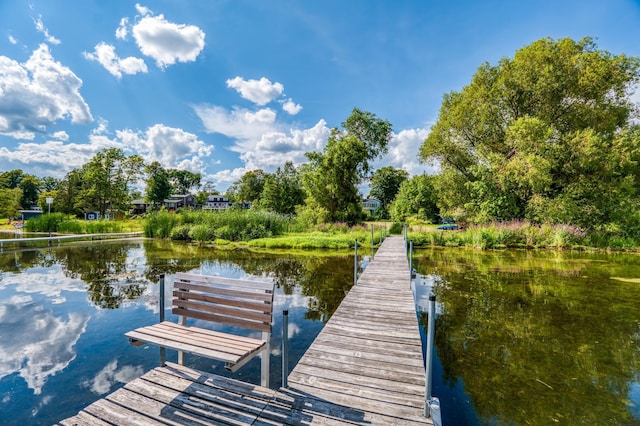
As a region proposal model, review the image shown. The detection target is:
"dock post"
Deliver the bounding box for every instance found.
[424,294,436,417]
[159,274,166,366]
[282,310,289,388]
[409,240,413,281]
[371,224,374,258]
[354,240,358,285]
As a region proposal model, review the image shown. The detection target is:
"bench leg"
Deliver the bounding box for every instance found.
[261,331,270,388]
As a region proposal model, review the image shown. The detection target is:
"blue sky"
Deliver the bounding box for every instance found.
[1,0,639,191]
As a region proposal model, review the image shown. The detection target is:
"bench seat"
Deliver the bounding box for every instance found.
[126,321,266,369]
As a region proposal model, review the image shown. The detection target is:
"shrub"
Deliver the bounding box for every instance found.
[170,224,192,240]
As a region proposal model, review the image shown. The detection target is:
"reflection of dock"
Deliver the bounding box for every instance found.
[0,232,144,252]
[59,236,430,425]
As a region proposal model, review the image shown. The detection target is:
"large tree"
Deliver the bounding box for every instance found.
[389,174,439,223]
[304,108,393,224]
[228,169,267,205]
[169,169,201,194]
[260,162,305,215]
[0,187,22,218]
[76,148,144,216]
[369,166,409,210]
[420,37,640,231]
[145,161,172,208]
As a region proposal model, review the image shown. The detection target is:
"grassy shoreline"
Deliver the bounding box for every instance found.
[7,212,639,252]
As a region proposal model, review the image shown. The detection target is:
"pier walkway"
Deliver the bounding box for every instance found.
[60,236,430,425]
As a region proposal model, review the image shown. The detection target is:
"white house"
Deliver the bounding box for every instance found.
[203,196,230,211]
[362,197,382,215]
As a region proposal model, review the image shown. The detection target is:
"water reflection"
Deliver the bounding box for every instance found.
[0,295,88,395]
[414,248,640,425]
[0,240,354,425]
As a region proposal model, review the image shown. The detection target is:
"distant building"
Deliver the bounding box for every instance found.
[203,196,230,211]
[163,194,195,211]
[130,199,149,215]
[362,197,381,215]
[19,206,43,221]
[85,211,100,221]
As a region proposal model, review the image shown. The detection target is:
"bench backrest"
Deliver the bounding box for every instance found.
[172,272,274,333]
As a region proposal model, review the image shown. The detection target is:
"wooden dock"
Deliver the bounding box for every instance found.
[59,236,430,425]
[287,235,428,424]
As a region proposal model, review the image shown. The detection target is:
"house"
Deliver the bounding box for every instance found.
[203,196,230,211]
[163,194,195,211]
[130,199,149,215]
[362,197,382,215]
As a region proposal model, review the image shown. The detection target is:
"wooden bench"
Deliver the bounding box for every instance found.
[125,272,274,379]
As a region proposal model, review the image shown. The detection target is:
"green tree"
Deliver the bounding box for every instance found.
[228,169,267,205]
[370,167,409,210]
[169,169,201,194]
[420,37,640,230]
[304,108,393,224]
[389,174,439,222]
[77,149,143,216]
[56,169,84,215]
[40,176,60,192]
[18,174,41,208]
[0,169,24,189]
[145,161,172,209]
[0,187,23,218]
[260,162,305,215]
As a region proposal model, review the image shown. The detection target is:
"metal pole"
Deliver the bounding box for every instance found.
[424,295,436,417]
[409,240,413,281]
[282,310,289,388]
[370,224,374,258]
[159,274,166,366]
[354,240,358,285]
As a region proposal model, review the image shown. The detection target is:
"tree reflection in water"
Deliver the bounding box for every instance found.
[0,240,354,321]
[414,247,640,425]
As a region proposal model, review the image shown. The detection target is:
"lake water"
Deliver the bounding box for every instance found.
[3,240,640,425]
[415,248,640,425]
[0,239,356,425]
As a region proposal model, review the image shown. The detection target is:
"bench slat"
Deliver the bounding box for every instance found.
[173,297,272,324]
[175,272,273,291]
[137,321,262,352]
[173,281,273,303]
[173,307,272,333]
[173,289,273,312]
[126,324,266,363]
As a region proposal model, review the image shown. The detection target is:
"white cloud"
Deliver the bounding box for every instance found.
[194,105,278,140]
[0,44,92,140]
[8,35,17,45]
[374,128,437,175]
[282,99,302,115]
[83,360,144,395]
[84,42,148,78]
[210,167,249,186]
[116,123,213,170]
[115,17,129,40]
[238,120,330,170]
[135,3,152,17]
[0,295,88,395]
[132,14,205,68]
[52,131,69,141]
[226,77,284,106]
[0,139,119,178]
[33,16,60,45]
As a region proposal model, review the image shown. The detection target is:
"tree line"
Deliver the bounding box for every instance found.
[2,37,639,241]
